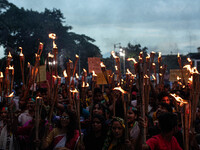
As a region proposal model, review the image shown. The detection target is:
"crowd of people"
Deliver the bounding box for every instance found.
[0,77,200,150]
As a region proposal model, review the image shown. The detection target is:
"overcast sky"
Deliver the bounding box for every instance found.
[6,0,200,57]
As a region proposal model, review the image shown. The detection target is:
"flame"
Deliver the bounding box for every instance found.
[86,83,89,87]
[82,81,85,87]
[170,93,188,106]
[183,65,199,74]
[111,51,119,59]
[140,51,143,55]
[188,76,193,83]
[100,62,106,68]
[48,53,54,58]
[70,88,79,93]
[192,67,199,74]
[92,70,97,76]
[49,33,56,39]
[113,86,128,94]
[8,65,14,70]
[160,66,163,69]
[158,52,161,58]
[28,62,30,68]
[69,59,73,63]
[127,58,137,64]
[7,92,14,98]
[159,73,162,76]
[151,51,155,54]
[126,69,132,75]
[139,56,142,60]
[83,68,87,73]
[63,70,68,78]
[177,53,180,58]
[19,47,23,57]
[152,75,156,80]
[144,74,149,78]
[76,73,79,79]
[177,76,181,80]
[152,63,155,67]
[146,54,150,59]
[0,72,3,78]
[187,58,192,63]
[115,66,118,71]
[36,96,42,100]
[53,41,57,49]
[8,51,12,58]
[75,54,79,58]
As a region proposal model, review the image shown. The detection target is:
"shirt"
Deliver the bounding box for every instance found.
[146,134,182,150]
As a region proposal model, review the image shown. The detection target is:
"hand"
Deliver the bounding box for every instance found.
[138,116,148,128]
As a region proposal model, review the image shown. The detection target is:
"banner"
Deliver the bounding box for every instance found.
[88,57,101,73]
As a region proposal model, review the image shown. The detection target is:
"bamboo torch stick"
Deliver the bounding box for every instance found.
[72,54,79,77]
[113,87,129,140]
[100,62,109,85]
[8,65,14,94]
[19,47,25,89]
[0,72,3,98]
[177,53,185,84]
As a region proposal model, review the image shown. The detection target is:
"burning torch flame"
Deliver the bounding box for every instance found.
[170,93,188,106]
[127,58,137,64]
[76,54,79,58]
[63,70,68,78]
[76,73,79,79]
[144,74,149,78]
[92,71,97,76]
[19,47,23,57]
[82,81,85,87]
[70,88,79,93]
[49,33,56,39]
[146,54,150,59]
[158,52,161,58]
[177,53,180,58]
[100,62,106,68]
[7,92,14,98]
[8,51,12,58]
[152,75,156,80]
[111,51,119,59]
[53,41,57,49]
[115,66,118,71]
[86,83,89,87]
[177,76,181,81]
[0,72,3,78]
[8,65,14,70]
[113,86,128,94]
[126,69,132,75]
[187,58,192,63]
[48,53,54,58]
[83,68,87,73]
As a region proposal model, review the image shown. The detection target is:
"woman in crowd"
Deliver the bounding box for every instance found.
[42,110,79,150]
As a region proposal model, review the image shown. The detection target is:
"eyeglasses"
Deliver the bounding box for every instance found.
[60,116,69,120]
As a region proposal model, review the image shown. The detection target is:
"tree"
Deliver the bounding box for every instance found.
[0,0,101,83]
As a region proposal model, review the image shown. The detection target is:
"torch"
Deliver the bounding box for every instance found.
[0,72,3,98]
[19,47,25,89]
[100,62,109,85]
[6,52,12,67]
[177,53,185,84]
[8,65,14,94]
[111,51,121,83]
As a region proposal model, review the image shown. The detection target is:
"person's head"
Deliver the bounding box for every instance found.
[93,88,104,103]
[127,106,137,124]
[111,117,125,139]
[92,102,106,117]
[158,92,170,105]
[158,112,177,134]
[0,107,8,122]
[91,114,105,133]
[87,89,93,98]
[60,112,70,128]
[27,98,35,111]
[156,102,172,118]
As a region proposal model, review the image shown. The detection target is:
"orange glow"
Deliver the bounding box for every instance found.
[63,70,67,78]
[82,81,85,87]
[113,86,128,94]
[115,66,118,71]
[49,33,56,39]
[151,51,155,54]
[76,73,79,79]
[86,83,89,87]
[146,54,150,59]
[70,88,79,93]
[100,62,106,68]
[177,76,181,81]
[0,72,3,78]
[127,58,137,64]
[158,52,161,58]
[187,58,192,63]
[111,51,119,59]
[48,53,54,58]
[83,68,87,73]
[144,74,149,78]
[126,69,132,75]
[8,51,12,58]
[159,73,162,76]
[53,41,57,49]
[170,93,188,106]
[8,65,14,70]
[177,53,180,58]
[19,47,23,57]
[92,70,97,76]
[75,54,79,58]
[36,96,42,100]
[152,75,156,80]
[7,92,14,98]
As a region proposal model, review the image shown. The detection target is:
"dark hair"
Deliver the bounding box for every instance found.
[159,102,172,113]
[57,110,77,141]
[91,114,106,132]
[158,92,169,102]
[93,87,102,95]
[158,112,177,133]
[91,102,106,118]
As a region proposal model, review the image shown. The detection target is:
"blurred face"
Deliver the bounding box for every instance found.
[92,118,102,132]
[1,110,7,122]
[112,121,124,139]
[94,93,103,102]
[93,104,103,116]
[60,112,70,128]
[28,101,35,111]
[127,109,137,123]
[58,94,63,101]
[87,90,93,98]
[156,105,168,117]
[162,96,170,104]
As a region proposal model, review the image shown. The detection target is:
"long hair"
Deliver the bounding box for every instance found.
[57,110,77,141]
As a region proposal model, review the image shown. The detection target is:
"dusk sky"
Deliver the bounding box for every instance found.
[6,0,200,57]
